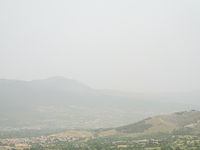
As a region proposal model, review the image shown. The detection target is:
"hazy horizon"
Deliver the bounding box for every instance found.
[1,0,200,93]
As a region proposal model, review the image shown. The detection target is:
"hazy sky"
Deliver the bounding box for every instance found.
[0,0,200,92]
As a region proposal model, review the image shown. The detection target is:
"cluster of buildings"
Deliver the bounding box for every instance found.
[0,135,82,148]
[74,143,89,148]
[0,125,47,132]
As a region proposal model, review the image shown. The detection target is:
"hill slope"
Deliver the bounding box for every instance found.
[92,110,200,138]
[50,110,200,139]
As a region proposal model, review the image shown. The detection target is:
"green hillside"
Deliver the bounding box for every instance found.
[52,110,200,139]
[160,110,200,127]
[115,117,152,133]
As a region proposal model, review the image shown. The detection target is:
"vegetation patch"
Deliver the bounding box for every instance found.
[116,119,152,133]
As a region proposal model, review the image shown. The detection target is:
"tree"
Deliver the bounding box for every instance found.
[175,146,181,150]
[176,138,180,143]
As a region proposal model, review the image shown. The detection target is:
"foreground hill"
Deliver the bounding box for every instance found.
[0,77,200,131]
[51,110,200,139]
[105,110,200,138]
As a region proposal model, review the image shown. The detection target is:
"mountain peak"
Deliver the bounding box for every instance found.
[31,76,94,93]
[46,76,68,80]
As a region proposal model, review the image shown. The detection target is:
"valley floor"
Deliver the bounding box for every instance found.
[1,134,200,150]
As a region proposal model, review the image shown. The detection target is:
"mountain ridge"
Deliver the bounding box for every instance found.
[0,76,200,130]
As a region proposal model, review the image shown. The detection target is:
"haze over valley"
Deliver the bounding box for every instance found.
[1,76,200,132]
[1,0,200,149]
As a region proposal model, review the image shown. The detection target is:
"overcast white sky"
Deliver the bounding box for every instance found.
[0,0,200,92]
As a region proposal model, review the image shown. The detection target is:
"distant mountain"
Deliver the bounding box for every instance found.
[0,77,200,130]
[31,76,95,93]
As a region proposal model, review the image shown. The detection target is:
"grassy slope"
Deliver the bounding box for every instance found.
[89,116,179,138]
[49,116,179,138]
[142,116,178,134]
[160,110,200,127]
